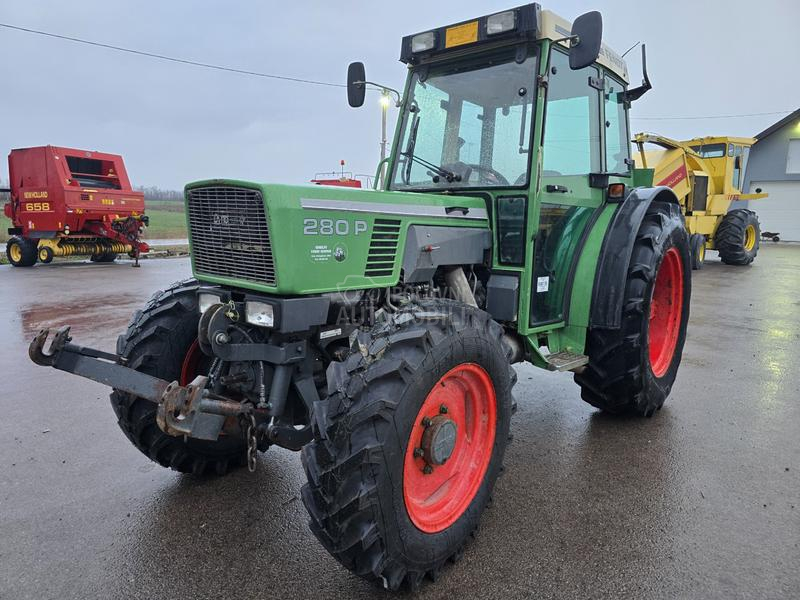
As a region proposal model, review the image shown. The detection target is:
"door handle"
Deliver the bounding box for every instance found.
[445,206,469,215]
[545,184,569,193]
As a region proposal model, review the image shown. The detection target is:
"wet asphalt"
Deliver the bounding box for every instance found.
[0,246,798,600]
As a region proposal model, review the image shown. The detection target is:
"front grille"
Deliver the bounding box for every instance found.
[187,186,276,286]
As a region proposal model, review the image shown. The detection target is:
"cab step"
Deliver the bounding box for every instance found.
[544,351,589,372]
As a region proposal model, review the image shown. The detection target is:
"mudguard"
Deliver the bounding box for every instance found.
[590,186,681,329]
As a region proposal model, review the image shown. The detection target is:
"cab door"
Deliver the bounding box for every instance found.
[527,47,605,327]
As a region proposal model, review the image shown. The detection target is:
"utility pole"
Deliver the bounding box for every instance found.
[379,90,390,188]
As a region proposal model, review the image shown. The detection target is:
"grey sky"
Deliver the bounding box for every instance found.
[1,0,798,189]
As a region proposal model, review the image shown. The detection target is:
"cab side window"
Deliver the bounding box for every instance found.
[542,50,601,175]
[732,145,743,190]
[604,76,630,173]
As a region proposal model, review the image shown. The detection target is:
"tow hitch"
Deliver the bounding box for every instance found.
[29,327,251,442]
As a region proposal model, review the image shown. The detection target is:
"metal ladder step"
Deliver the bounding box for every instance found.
[544,351,589,372]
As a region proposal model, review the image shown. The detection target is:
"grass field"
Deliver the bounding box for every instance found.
[142,204,187,239]
[0,200,187,242]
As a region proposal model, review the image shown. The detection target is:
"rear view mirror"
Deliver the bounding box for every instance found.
[347,62,366,108]
[569,11,603,70]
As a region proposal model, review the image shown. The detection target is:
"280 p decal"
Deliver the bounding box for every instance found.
[303,218,368,236]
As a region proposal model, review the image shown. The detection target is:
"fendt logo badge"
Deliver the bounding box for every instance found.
[213,213,246,226]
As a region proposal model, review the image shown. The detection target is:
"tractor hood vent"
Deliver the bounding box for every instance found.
[364,219,401,278]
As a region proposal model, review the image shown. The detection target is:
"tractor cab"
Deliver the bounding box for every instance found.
[349,5,640,345]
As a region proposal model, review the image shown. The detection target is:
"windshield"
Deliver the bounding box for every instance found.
[690,143,726,158]
[390,50,538,190]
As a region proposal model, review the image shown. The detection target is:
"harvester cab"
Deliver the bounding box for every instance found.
[28,4,692,591]
[634,133,768,268]
[4,145,149,267]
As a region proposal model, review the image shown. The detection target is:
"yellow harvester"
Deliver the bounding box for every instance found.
[634,133,767,269]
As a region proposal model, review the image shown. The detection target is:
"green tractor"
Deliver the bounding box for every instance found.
[30,4,690,591]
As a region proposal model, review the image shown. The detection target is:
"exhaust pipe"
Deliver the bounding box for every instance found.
[444,267,524,363]
[444,267,477,307]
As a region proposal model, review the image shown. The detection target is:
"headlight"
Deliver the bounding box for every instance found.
[245,300,274,328]
[486,10,516,35]
[198,292,222,314]
[411,31,436,53]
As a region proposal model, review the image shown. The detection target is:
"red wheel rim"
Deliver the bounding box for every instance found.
[648,247,684,377]
[180,339,203,385]
[403,363,496,533]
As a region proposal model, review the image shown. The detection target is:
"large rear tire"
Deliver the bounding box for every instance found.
[575,201,691,416]
[301,300,515,591]
[716,209,760,265]
[6,236,37,267]
[110,278,246,475]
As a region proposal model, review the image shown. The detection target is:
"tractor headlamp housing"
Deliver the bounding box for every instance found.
[486,10,517,35]
[244,300,275,328]
[198,292,223,314]
[410,31,436,53]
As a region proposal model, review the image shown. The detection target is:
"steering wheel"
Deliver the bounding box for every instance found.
[462,164,510,186]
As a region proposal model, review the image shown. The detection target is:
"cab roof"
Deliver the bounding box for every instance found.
[399,3,629,83]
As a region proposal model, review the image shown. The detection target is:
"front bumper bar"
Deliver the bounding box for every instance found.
[29,327,247,441]
[30,327,169,400]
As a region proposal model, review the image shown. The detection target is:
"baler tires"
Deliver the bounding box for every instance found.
[38,246,54,264]
[575,201,691,417]
[110,278,246,475]
[301,300,515,591]
[716,209,760,265]
[91,251,117,263]
[6,236,37,267]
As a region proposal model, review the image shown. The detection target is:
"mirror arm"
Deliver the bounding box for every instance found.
[623,44,652,103]
[355,81,403,107]
[551,35,578,46]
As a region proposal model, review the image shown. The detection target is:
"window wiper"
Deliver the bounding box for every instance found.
[401,152,462,183]
[402,112,421,184]
[400,106,460,185]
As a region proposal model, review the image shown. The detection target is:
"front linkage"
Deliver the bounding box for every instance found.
[29,290,327,463]
[30,327,272,471]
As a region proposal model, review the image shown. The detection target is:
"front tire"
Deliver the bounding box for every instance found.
[110,278,246,475]
[716,209,760,265]
[575,201,691,416]
[690,233,705,270]
[301,300,515,591]
[38,246,54,264]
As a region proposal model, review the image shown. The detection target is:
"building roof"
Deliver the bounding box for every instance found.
[754,108,800,141]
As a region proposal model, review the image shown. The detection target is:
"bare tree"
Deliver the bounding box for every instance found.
[134,185,184,203]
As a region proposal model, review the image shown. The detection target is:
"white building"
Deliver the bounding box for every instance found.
[742,108,800,242]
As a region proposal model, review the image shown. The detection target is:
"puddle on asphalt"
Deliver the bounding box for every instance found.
[19,295,145,348]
